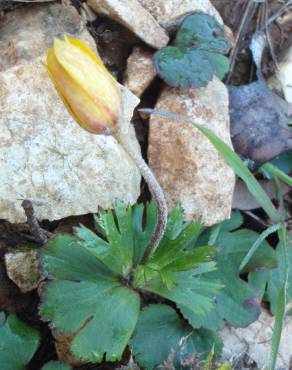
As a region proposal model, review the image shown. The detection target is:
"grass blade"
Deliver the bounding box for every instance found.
[270,285,285,370]
[269,225,288,370]
[261,162,292,187]
[239,223,281,271]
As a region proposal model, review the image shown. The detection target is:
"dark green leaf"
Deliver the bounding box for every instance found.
[76,202,158,274]
[153,14,230,88]
[176,13,229,53]
[249,239,292,315]
[76,202,134,276]
[0,314,40,370]
[154,46,214,89]
[199,50,229,80]
[179,229,276,330]
[145,263,222,316]
[40,235,140,363]
[220,211,243,232]
[132,202,157,266]
[130,304,222,370]
[41,361,72,370]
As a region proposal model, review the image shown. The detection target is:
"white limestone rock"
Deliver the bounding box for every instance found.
[0,3,95,71]
[5,248,42,293]
[148,78,235,226]
[137,0,223,30]
[87,0,169,49]
[124,47,156,97]
[0,3,141,223]
[220,309,292,369]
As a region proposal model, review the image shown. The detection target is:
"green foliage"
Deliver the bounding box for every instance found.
[130,304,222,370]
[153,13,230,88]
[40,234,140,363]
[0,313,40,370]
[39,198,284,367]
[179,218,277,330]
[75,201,157,273]
[39,203,221,365]
[249,238,292,314]
[41,361,72,370]
[263,152,292,176]
[141,108,287,370]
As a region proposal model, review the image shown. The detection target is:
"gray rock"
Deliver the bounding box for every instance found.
[87,0,169,49]
[124,47,156,97]
[0,3,94,71]
[220,309,292,369]
[5,248,42,293]
[0,3,141,223]
[148,78,235,226]
[137,0,223,30]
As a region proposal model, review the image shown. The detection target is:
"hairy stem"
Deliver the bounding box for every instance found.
[114,133,167,261]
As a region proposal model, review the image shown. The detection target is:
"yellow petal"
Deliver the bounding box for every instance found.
[65,36,111,77]
[53,37,120,122]
[46,47,116,134]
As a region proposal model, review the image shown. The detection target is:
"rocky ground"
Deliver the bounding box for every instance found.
[0,0,292,369]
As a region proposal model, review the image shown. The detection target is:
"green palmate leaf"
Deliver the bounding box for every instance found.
[132,201,157,265]
[148,218,207,272]
[0,314,40,370]
[133,206,209,289]
[132,207,221,314]
[75,202,157,275]
[153,13,230,88]
[146,206,205,268]
[179,229,276,330]
[249,236,292,315]
[75,202,134,276]
[176,13,229,53]
[145,263,222,316]
[133,206,219,297]
[40,235,140,363]
[41,361,72,370]
[154,47,214,89]
[199,51,230,80]
[130,304,222,370]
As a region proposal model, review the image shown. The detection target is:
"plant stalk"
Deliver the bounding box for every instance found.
[114,133,168,261]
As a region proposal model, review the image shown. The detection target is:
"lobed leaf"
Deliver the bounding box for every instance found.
[40,235,140,363]
[179,229,276,330]
[130,304,222,370]
[0,314,40,370]
[153,13,230,88]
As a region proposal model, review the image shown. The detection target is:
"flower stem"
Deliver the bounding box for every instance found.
[114,133,167,261]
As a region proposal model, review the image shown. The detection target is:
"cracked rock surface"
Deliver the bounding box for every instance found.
[0,3,141,223]
[137,0,222,30]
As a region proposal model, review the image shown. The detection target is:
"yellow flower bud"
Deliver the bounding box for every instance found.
[45,36,121,135]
